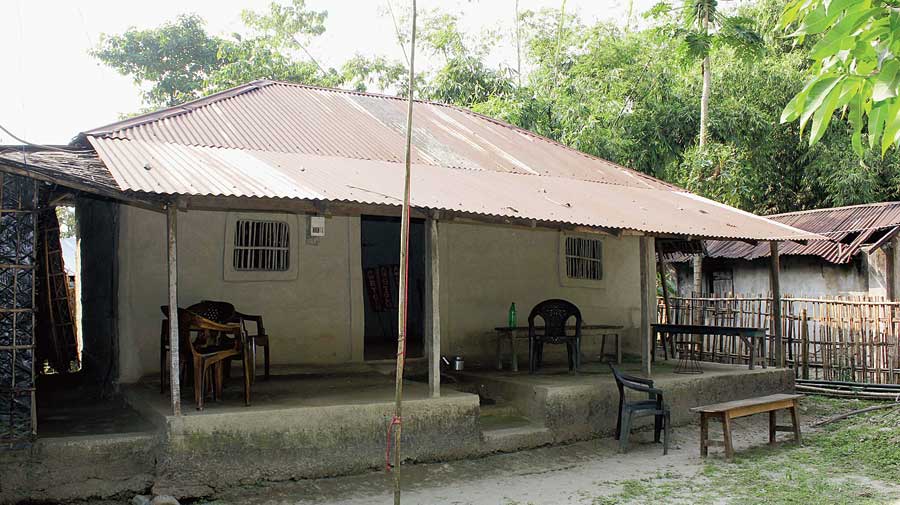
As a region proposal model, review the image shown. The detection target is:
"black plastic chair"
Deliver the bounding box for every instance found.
[610,364,670,454]
[528,299,582,373]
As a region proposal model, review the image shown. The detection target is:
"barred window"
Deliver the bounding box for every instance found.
[233,220,290,271]
[565,236,602,280]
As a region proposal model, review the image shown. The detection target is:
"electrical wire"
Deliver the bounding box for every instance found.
[0,123,78,153]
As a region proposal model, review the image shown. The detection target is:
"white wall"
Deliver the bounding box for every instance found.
[675,256,871,298]
[116,205,645,382]
[439,223,643,365]
[117,206,364,383]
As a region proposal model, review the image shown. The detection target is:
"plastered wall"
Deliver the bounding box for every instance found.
[675,255,879,298]
[116,205,645,382]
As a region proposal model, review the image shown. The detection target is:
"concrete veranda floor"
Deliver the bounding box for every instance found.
[202,398,900,505]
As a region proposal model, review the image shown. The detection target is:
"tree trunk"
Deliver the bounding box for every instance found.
[699,12,711,148]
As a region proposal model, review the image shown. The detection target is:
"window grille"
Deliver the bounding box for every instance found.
[232,220,290,271]
[565,236,602,280]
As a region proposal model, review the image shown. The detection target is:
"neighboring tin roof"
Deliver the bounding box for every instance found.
[682,202,900,264]
[65,80,822,241]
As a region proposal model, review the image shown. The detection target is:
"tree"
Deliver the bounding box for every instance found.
[779,0,900,155]
[92,14,222,108]
[657,1,763,147]
[94,1,407,109]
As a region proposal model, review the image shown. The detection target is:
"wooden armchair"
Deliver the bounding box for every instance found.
[196,300,271,382]
[159,305,250,410]
[610,364,670,454]
[528,299,582,373]
[232,310,271,381]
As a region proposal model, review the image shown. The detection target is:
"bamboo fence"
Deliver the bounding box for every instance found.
[658,294,900,384]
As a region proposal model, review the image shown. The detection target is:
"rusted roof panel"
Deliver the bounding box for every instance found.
[0,146,125,198]
[88,137,819,241]
[81,80,823,241]
[690,202,900,264]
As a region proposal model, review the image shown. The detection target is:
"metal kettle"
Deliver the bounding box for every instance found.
[442,355,464,371]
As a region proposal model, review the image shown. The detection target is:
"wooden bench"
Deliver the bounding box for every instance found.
[690,393,802,461]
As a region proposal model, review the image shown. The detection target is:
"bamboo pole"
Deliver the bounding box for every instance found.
[391,3,417,503]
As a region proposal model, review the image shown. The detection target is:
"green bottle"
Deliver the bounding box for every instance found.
[508,302,517,328]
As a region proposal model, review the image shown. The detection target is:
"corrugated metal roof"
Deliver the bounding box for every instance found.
[80,80,823,242]
[0,146,121,196]
[688,202,900,263]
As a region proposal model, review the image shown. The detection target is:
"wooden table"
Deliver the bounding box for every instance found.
[494,324,625,372]
[691,393,802,461]
[652,323,767,370]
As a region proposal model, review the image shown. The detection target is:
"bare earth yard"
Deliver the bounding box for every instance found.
[198,396,900,505]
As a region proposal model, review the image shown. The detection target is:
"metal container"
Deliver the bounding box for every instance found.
[452,356,464,371]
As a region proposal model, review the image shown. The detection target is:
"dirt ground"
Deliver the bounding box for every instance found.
[201,398,900,505]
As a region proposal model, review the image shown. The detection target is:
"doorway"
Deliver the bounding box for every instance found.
[360,215,425,360]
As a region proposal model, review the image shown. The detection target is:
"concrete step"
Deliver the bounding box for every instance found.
[478,402,521,419]
[482,423,553,453]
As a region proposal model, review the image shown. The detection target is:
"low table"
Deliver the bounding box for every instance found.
[691,393,802,461]
[652,323,767,370]
[494,324,624,372]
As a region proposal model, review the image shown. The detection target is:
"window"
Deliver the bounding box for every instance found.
[565,236,603,280]
[233,220,290,271]
[224,213,299,282]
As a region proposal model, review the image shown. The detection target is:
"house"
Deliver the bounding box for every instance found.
[672,202,900,299]
[0,80,821,501]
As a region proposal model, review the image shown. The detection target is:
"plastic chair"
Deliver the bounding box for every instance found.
[528,299,582,373]
[610,364,670,454]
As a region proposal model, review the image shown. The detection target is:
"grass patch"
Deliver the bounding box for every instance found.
[806,401,900,483]
[593,396,900,505]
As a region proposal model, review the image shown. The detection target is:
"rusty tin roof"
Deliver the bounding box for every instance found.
[693,202,900,264]
[77,80,821,242]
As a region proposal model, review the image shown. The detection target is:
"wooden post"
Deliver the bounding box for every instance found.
[769,241,783,367]
[886,244,896,301]
[425,217,441,397]
[692,253,703,323]
[800,308,809,380]
[658,252,671,323]
[166,203,181,416]
[640,236,655,376]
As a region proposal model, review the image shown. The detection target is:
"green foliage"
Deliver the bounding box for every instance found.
[92,14,222,107]
[93,0,405,109]
[780,0,900,155]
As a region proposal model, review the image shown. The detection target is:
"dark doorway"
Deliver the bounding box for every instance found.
[360,215,425,360]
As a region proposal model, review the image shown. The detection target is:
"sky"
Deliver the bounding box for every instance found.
[1,0,657,145]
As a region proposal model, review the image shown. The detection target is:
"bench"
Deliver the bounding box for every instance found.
[690,393,802,461]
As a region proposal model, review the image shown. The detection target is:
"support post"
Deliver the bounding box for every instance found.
[800,308,809,380]
[769,241,783,367]
[692,253,703,323]
[886,243,896,301]
[166,203,181,416]
[426,217,441,397]
[640,236,655,376]
[658,252,671,323]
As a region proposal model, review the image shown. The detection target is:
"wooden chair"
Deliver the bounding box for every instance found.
[196,300,271,382]
[528,299,582,373]
[160,305,250,410]
[233,310,271,381]
[610,364,670,454]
